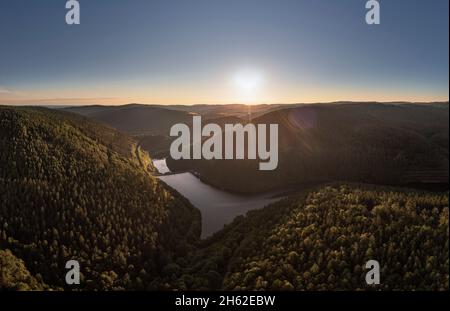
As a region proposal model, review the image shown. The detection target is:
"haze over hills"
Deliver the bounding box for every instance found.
[64,101,449,123]
[162,103,287,120]
[63,103,284,135]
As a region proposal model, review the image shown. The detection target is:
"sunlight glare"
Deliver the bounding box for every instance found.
[233,69,263,91]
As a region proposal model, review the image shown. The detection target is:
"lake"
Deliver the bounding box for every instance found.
[153,159,282,238]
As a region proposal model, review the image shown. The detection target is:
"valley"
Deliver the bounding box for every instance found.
[0,103,448,291]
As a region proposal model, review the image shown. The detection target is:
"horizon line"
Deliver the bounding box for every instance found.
[1,100,449,109]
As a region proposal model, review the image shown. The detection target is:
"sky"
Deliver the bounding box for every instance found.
[0,0,448,105]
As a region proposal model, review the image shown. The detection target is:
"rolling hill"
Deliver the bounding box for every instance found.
[162,103,286,120]
[134,114,245,158]
[64,104,194,135]
[168,102,449,193]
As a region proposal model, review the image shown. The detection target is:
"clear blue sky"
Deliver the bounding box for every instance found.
[0,0,448,105]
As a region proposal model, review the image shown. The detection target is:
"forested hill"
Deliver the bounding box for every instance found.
[0,106,200,290]
[64,104,194,135]
[168,103,449,193]
[182,184,449,290]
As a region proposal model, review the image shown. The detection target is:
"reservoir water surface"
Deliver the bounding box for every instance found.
[153,159,282,238]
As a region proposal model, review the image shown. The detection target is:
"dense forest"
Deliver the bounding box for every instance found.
[0,249,48,291]
[169,185,448,290]
[0,106,200,290]
[0,106,448,291]
[219,186,448,290]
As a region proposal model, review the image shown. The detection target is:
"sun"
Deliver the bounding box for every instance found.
[232,69,264,103]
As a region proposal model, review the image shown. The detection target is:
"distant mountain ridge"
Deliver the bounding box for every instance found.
[168,102,449,192]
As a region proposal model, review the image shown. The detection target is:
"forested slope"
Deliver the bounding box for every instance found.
[0,249,48,291]
[168,103,449,193]
[0,106,200,290]
[179,185,449,290]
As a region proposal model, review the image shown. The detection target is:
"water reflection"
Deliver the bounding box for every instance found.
[154,159,281,238]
